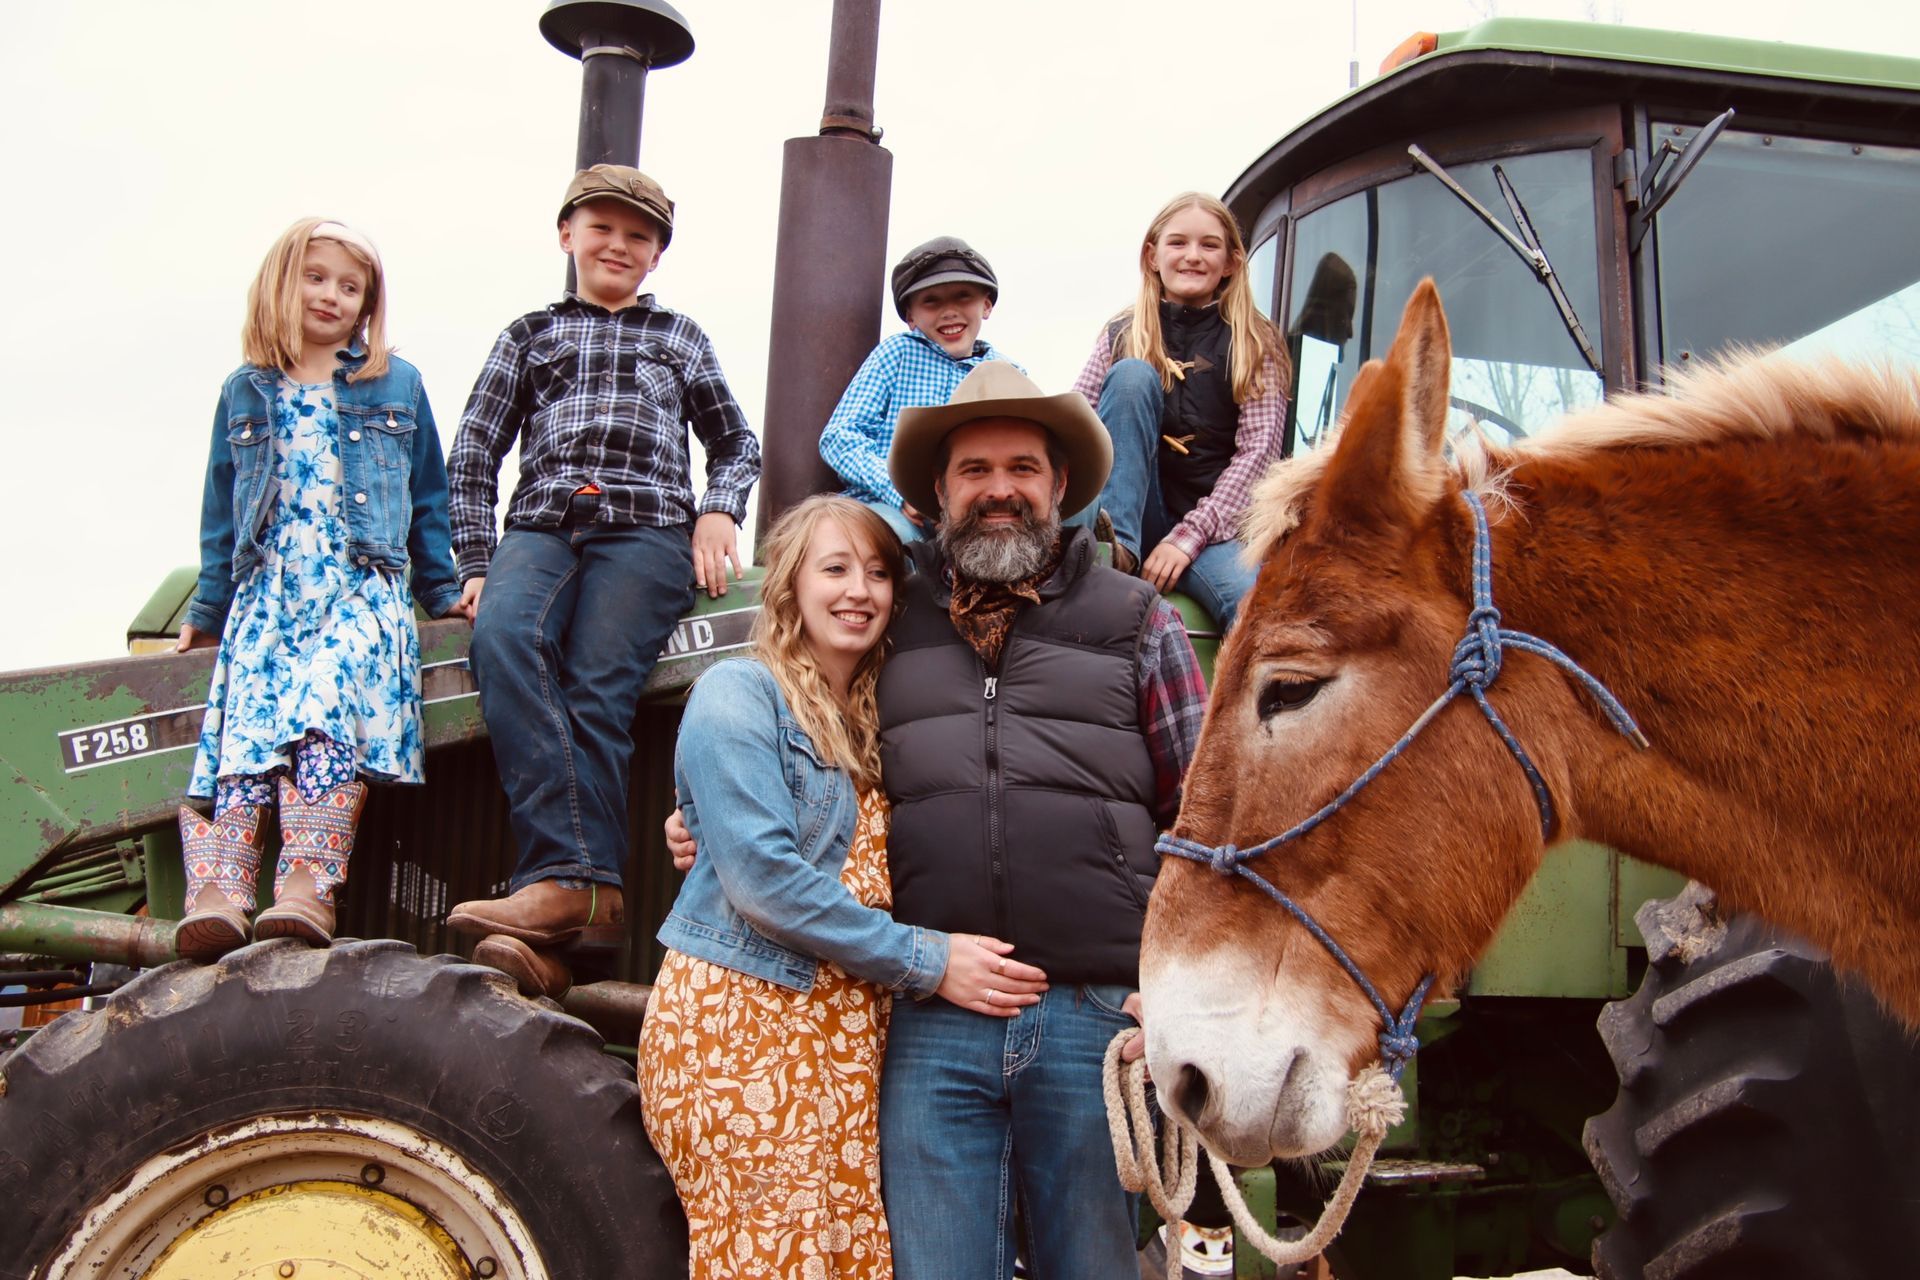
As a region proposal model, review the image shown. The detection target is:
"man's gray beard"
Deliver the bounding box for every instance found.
[942,504,1061,584]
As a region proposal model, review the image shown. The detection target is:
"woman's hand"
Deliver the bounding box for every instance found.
[175,624,218,653]
[456,576,485,622]
[1140,541,1193,594]
[665,806,696,872]
[937,934,1048,1018]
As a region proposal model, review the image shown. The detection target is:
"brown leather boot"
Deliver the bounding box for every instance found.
[445,878,626,947]
[176,804,268,962]
[472,934,574,1000]
[254,777,367,947]
[1092,507,1138,575]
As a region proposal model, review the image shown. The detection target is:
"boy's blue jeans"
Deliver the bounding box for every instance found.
[467,507,694,890]
[1094,358,1259,631]
[878,983,1141,1280]
[860,498,927,545]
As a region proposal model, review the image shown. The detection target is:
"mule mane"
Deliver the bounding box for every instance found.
[1244,352,1920,563]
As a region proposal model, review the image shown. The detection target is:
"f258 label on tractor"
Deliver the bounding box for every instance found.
[58,707,200,772]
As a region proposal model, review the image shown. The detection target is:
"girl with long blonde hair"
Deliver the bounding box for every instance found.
[1071,192,1289,630]
[641,495,1045,1279]
[172,217,462,962]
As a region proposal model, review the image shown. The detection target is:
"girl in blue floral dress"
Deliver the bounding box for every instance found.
[174,219,465,961]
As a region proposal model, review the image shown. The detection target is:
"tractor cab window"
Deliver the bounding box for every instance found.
[1247,233,1278,318]
[1654,127,1920,368]
[1284,148,1605,455]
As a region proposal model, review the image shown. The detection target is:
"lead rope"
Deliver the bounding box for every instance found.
[1103,1031,1405,1278]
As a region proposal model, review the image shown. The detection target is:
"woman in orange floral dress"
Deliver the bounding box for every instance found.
[640,496,1046,1279]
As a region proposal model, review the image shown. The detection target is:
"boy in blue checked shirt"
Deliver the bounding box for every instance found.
[444,165,761,992]
[818,236,1016,541]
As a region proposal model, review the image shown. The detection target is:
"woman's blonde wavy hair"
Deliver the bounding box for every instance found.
[242,217,390,382]
[751,495,905,792]
[1118,192,1285,403]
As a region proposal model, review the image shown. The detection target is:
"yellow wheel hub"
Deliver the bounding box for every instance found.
[147,1179,469,1278]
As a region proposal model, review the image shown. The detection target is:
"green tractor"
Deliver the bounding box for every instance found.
[4,10,1920,1279]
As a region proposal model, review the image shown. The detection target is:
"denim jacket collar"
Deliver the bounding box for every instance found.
[241,341,367,392]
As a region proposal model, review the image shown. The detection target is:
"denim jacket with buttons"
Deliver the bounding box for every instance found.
[661,658,949,997]
[187,350,462,634]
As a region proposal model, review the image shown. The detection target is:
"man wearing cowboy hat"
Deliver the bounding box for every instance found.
[874,362,1208,1278]
[667,363,1209,1273]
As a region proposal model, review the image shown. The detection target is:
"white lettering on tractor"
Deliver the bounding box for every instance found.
[59,708,198,774]
[661,618,716,658]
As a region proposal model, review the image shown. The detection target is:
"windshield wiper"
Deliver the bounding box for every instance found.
[1629,107,1736,253]
[1406,143,1602,375]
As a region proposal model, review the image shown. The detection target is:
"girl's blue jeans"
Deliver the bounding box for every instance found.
[1092,358,1259,631]
[878,983,1142,1280]
[467,508,694,890]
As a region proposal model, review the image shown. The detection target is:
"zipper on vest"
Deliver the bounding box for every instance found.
[984,671,1010,941]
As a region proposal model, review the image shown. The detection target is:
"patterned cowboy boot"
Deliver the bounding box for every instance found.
[253,776,367,947]
[176,804,269,962]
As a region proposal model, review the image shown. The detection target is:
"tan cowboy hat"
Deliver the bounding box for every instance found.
[889,363,1112,518]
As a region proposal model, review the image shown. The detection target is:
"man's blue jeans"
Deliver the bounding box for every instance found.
[879,983,1140,1280]
[467,512,693,890]
[1094,358,1259,631]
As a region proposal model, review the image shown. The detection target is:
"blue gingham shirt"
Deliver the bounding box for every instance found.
[448,294,761,580]
[817,330,1017,508]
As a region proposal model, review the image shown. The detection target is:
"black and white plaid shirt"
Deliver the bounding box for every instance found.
[448,294,762,580]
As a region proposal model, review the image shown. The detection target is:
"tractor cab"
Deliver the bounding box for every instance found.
[1232,17,1920,458]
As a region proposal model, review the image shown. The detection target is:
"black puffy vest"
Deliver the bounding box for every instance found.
[1108,302,1238,521]
[878,529,1161,985]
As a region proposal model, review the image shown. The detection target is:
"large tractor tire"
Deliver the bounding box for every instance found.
[0,939,685,1279]
[1583,883,1920,1279]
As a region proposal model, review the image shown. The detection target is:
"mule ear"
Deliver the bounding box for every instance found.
[1318,279,1453,534]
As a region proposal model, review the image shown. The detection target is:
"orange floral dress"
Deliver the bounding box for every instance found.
[639,789,895,1280]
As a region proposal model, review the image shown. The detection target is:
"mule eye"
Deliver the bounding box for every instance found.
[1257,677,1328,719]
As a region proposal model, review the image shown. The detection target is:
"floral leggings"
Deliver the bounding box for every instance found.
[211,730,357,819]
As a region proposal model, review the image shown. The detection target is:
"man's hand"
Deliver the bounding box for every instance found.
[1141,541,1193,595]
[175,624,218,653]
[693,512,743,598]
[456,576,485,622]
[937,934,1048,1018]
[1120,991,1148,1066]
[665,806,695,872]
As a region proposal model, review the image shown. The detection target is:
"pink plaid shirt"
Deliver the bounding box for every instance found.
[1072,327,1287,561]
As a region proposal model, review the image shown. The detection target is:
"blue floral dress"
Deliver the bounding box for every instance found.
[188,379,425,796]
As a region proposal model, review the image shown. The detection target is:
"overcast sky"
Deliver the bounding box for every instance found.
[4,0,1918,672]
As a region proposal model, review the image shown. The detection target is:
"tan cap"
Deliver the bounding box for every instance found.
[890,363,1113,518]
[558,165,675,246]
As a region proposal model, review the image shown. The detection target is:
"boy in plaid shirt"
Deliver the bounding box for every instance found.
[817,236,1016,541]
[444,165,760,993]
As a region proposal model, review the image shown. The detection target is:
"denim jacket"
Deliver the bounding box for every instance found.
[187,350,462,634]
[662,658,949,997]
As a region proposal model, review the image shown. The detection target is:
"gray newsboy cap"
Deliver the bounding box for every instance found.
[890,236,999,319]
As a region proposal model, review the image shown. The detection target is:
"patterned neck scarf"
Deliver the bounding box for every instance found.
[947,537,1064,671]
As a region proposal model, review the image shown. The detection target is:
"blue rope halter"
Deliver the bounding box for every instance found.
[1158,490,1647,1078]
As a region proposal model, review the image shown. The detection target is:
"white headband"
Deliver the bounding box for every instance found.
[311,220,381,268]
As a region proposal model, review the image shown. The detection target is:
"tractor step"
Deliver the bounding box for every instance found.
[1321,1158,1487,1185]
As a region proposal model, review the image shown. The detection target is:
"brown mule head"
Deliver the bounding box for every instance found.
[1140,282,1568,1162]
